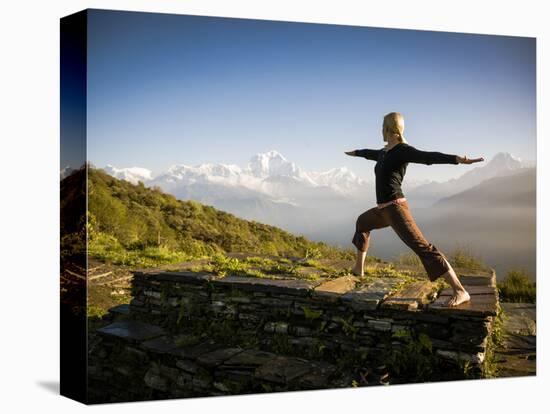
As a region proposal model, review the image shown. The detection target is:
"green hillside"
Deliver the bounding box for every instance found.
[82,166,353,267]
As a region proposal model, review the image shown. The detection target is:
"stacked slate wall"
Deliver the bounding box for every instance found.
[87,270,498,403]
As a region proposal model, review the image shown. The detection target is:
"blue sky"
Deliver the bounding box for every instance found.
[86,9,536,182]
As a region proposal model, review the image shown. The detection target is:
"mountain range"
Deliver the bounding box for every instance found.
[97,150,532,211]
[104,150,370,200]
[70,149,536,279]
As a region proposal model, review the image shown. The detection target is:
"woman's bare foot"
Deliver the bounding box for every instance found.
[440,260,471,307]
[444,289,471,307]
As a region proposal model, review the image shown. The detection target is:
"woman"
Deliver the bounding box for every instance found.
[345,112,484,307]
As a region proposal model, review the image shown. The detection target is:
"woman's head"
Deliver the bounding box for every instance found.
[382,112,407,144]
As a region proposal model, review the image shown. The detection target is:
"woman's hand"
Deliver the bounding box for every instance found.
[344,150,357,156]
[458,155,484,164]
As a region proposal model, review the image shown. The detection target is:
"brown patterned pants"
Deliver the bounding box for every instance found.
[352,200,451,282]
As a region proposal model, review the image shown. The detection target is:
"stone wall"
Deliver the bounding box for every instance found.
[88,270,499,403]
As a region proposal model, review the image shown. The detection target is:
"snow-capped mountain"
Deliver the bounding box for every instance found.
[307,167,367,193]
[102,164,153,185]
[407,152,532,206]
[101,151,373,234]
[247,150,303,179]
[110,150,370,200]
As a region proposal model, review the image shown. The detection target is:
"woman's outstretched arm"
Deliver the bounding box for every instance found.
[403,145,484,165]
[344,148,381,161]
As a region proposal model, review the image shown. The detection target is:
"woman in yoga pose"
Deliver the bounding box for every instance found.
[345,112,484,307]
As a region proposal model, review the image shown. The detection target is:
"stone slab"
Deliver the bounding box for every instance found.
[179,341,222,360]
[220,349,277,369]
[212,276,321,296]
[381,281,435,310]
[96,320,165,342]
[152,271,219,285]
[342,278,402,310]
[254,356,313,384]
[501,303,536,336]
[108,304,130,315]
[439,285,497,296]
[428,293,497,316]
[313,275,359,296]
[197,347,244,369]
[141,336,182,356]
[458,272,496,288]
[502,333,536,352]
[294,361,337,388]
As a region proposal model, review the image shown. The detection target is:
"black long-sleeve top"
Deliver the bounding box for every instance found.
[355,143,461,204]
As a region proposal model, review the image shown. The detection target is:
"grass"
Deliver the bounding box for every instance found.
[498,269,536,303]
[189,254,357,281]
[89,232,195,267]
[447,244,490,272]
[393,252,423,267]
[480,303,507,378]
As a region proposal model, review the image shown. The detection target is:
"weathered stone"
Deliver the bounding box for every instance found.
[175,371,193,388]
[144,368,168,391]
[97,320,165,342]
[254,356,312,384]
[381,281,435,310]
[459,271,496,287]
[289,336,320,348]
[119,346,148,365]
[197,347,244,369]
[167,297,179,307]
[215,369,254,382]
[436,349,485,364]
[399,311,450,324]
[501,303,536,336]
[129,298,144,307]
[367,319,392,332]
[108,304,130,315]
[342,279,401,310]
[391,324,411,334]
[210,301,226,313]
[179,341,221,359]
[141,336,182,356]
[292,326,312,336]
[213,381,231,392]
[212,276,320,296]
[502,333,536,351]
[439,285,497,296]
[258,297,293,308]
[176,359,199,374]
[230,296,252,304]
[313,275,359,297]
[154,270,218,285]
[428,293,497,317]
[87,268,499,402]
[416,323,450,339]
[238,313,261,323]
[159,364,180,381]
[264,321,289,334]
[221,349,277,369]
[192,375,212,389]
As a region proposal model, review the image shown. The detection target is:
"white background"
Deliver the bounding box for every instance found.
[0,0,547,412]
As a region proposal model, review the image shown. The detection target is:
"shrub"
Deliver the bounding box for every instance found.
[498,269,536,303]
[448,244,488,272]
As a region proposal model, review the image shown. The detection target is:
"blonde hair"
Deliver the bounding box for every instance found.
[383,112,407,144]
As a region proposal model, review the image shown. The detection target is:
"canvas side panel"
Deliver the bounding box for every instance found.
[60,9,88,404]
